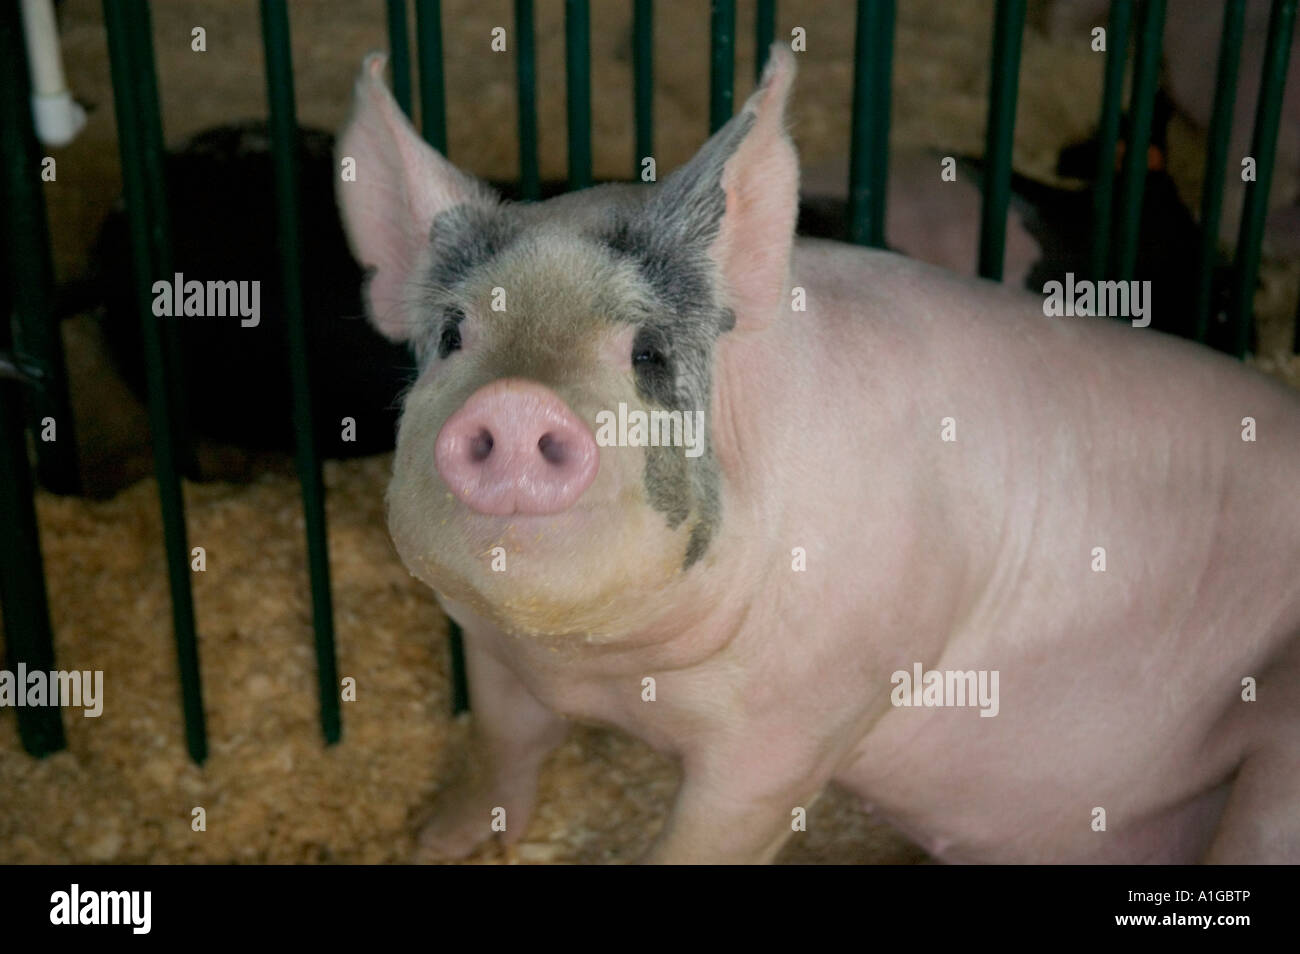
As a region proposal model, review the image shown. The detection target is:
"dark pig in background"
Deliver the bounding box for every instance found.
[337,48,1300,863]
[95,123,413,462]
[1049,0,1300,255]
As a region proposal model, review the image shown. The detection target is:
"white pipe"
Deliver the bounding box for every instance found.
[19,0,86,147]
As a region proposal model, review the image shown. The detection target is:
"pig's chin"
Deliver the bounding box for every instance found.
[388,497,691,640]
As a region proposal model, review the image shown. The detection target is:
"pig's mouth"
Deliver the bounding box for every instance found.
[391,480,690,639]
[467,507,595,547]
[446,487,638,563]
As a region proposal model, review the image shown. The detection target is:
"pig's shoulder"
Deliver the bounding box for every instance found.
[791,237,1041,320]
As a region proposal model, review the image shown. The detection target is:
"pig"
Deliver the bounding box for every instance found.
[337,47,1300,863]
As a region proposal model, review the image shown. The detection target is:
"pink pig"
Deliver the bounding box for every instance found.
[337,48,1300,863]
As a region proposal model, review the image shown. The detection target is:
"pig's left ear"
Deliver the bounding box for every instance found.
[657,45,798,328]
[336,52,498,342]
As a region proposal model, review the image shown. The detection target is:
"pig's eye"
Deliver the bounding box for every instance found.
[631,329,668,369]
[437,309,464,359]
[438,324,461,358]
[630,328,674,400]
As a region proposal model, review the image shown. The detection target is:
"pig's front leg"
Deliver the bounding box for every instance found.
[642,748,830,864]
[416,626,569,861]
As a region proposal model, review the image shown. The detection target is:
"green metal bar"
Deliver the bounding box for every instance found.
[516,0,539,199]
[1114,0,1166,284]
[414,0,468,711]
[415,0,447,152]
[445,619,468,714]
[709,0,735,132]
[123,0,196,478]
[103,0,207,764]
[1294,277,1300,352]
[387,0,413,118]
[848,0,895,247]
[1230,0,1298,357]
[755,0,776,81]
[1,0,78,495]
[387,0,413,117]
[633,0,653,178]
[261,0,341,744]
[0,375,65,757]
[869,0,895,245]
[0,0,65,753]
[1193,1,1246,342]
[1087,0,1133,282]
[849,0,874,244]
[977,0,1027,280]
[565,0,592,189]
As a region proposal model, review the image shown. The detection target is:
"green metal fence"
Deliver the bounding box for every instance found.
[1,0,1296,762]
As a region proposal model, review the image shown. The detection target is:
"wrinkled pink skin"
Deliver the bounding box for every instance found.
[337,49,1300,863]
[423,243,1300,863]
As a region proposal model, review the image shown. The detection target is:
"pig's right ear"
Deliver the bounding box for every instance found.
[336,53,496,342]
[654,45,798,330]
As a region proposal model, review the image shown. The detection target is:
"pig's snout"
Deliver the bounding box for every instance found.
[433,379,600,516]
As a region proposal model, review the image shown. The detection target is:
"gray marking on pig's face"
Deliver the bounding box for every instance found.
[426,203,520,293]
[598,111,754,323]
[585,112,758,569]
[404,203,519,364]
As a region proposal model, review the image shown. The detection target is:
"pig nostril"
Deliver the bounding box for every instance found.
[469,429,494,462]
[435,380,599,515]
[537,432,566,466]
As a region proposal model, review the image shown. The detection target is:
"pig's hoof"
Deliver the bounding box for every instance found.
[415,776,536,861]
[414,811,495,862]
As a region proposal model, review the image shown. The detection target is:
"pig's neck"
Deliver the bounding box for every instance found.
[700,272,1013,702]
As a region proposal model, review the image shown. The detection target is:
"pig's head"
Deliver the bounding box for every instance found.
[337,48,798,639]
